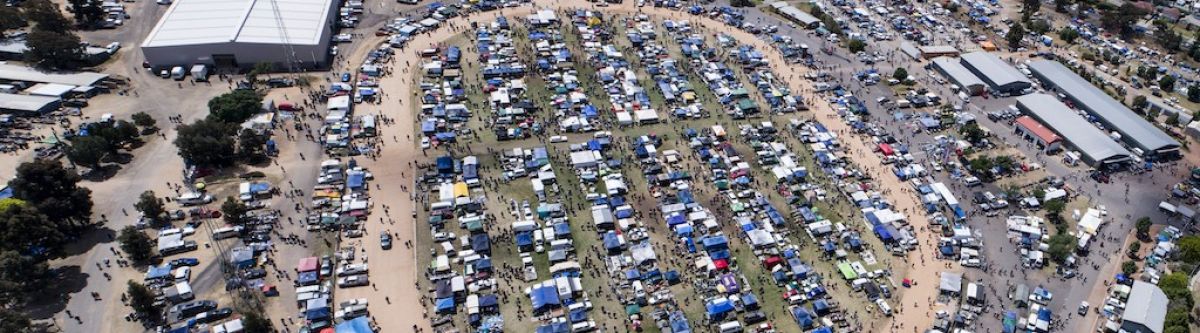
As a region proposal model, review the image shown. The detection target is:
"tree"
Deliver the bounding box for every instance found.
[0,7,27,33]
[1043,198,1066,222]
[0,200,63,258]
[1100,3,1148,38]
[1132,95,1149,111]
[9,160,93,227]
[961,123,986,144]
[1160,75,1177,92]
[1054,0,1071,12]
[1155,25,1184,52]
[1006,23,1025,50]
[23,0,70,31]
[131,112,157,130]
[246,62,274,84]
[117,226,153,263]
[1127,241,1142,258]
[67,0,105,28]
[1166,113,1180,126]
[221,197,247,226]
[1058,27,1079,44]
[0,307,31,332]
[1121,260,1137,275]
[127,281,160,319]
[0,251,50,300]
[241,309,273,333]
[86,120,139,150]
[65,135,109,168]
[993,155,1015,172]
[1136,217,1152,239]
[134,191,166,228]
[1159,272,1192,306]
[238,129,268,163]
[1177,235,1200,264]
[1028,19,1052,35]
[1046,233,1077,263]
[1022,0,1041,18]
[847,39,866,53]
[207,90,263,124]
[174,119,237,167]
[892,68,908,82]
[968,156,993,174]
[24,29,83,70]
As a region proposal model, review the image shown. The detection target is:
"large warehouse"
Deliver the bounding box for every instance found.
[959,52,1031,95]
[1016,94,1132,168]
[1122,281,1167,333]
[930,57,985,96]
[1028,60,1180,160]
[140,0,338,71]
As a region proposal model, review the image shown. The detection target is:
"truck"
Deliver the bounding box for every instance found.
[170,66,186,80]
[190,65,209,82]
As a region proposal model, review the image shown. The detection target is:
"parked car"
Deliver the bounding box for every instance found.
[337,275,369,288]
[169,300,217,318]
[381,233,393,250]
[170,258,199,267]
[337,264,369,276]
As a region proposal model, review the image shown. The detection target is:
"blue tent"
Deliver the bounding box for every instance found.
[435,297,456,314]
[792,306,813,328]
[553,223,571,238]
[146,264,172,280]
[702,236,728,252]
[813,299,830,316]
[812,327,833,333]
[474,258,493,272]
[530,285,561,313]
[335,317,373,333]
[516,233,533,247]
[536,322,570,333]
[674,224,693,236]
[297,271,319,285]
[625,269,641,281]
[305,306,330,320]
[705,298,734,319]
[471,234,491,253]
[742,293,760,310]
[347,172,365,190]
[569,308,589,323]
[603,232,622,251]
[670,312,691,333]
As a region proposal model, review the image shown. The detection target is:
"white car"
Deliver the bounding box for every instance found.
[337,275,369,288]
[549,136,568,143]
[173,267,191,282]
[432,232,457,242]
[336,264,369,276]
[420,136,431,149]
[333,34,353,43]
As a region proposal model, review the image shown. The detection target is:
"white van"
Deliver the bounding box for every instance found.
[718,321,743,333]
[876,299,893,316]
[170,66,186,80]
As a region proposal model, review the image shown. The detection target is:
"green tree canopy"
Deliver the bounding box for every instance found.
[847,39,866,53]
[221,197,248,225]
[67,0,104,28]
[134,191,166,228]
[24,29,83,70]
[127,281,160,318]
[22,0,70,31]
[1177,235,1200,264]
[893,68,908,82]
[1006,23,1025,50]
[0,7,27,33]
[0,201,62,258]
[65,135,109,168]
[8,159,93,226]
[174,119,237,167]
[1046,233,1077,263]
[1058,27,1079,44]
[131,112,157,129]
[0,250,50,301]
[207,90,263,124]
[118,226,153,263]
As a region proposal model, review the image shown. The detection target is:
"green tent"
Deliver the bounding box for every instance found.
[837,263,857,280]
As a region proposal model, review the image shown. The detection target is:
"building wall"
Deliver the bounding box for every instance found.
[143,39,330,72]
[1013,122,1062,152]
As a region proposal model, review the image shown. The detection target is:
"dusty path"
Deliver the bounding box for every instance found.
[356,1,956,330]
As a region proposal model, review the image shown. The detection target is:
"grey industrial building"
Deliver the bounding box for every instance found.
[140,0,338,71]
[1028,60,1181,160]
[0,93,61,115]
[0,63,109,87]
[1015,94,1132,168]
[1122,281,1167,333]
[959,52,1032,95]
[768,2,821,29]
[930,57,985,95]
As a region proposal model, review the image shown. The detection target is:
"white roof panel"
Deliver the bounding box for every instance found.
[143,0,333,47]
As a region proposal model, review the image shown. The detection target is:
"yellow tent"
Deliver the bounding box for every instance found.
[587,17,601,26]
[454,182,469,198]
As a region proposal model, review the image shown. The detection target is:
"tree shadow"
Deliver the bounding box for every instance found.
[80,164,123,182]
[56,226,118,258]
[21,266,89,320]
[109,152,135,165]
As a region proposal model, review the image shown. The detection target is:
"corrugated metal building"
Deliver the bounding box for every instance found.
[0,93,61,115]
[1015,94,1132,168]
[1028,60,1180,159]
[140,0,337,70]
[959,52,1031,95]
[1121,281,1167,333]
[930,57,985,96]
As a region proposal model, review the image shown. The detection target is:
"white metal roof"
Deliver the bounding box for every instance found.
[1124,281,1167,333]
[26,83,76,97]
[1016,94,1132,165]
[0,63,108,87]
[0,93,59,112]
[142,0,334,47]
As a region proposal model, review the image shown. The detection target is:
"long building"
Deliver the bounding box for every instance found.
[768,2,821,29]
[1028,60,1180,160]
[930,57,985,96]
[1015,94,1132,168]
[959,52,1031,95]
[0,93,61,115]
[140,0,338,71]
[0,63,108,87]
[1122,281,1167,333]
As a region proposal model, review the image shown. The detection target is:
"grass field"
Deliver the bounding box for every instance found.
[408,16,898,332]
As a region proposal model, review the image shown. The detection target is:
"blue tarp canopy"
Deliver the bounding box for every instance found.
[475,258,493,271]
[471,234,491,253]
[674,224,693,235]
[702,236,728,252]
[347,172,365,190]
[603,232,622,250]
[436,298,455,313]
[530,285,561,313]
[305,306,330,320]
[705,298,734,317]
[480,294,499,308]
[625,269,641,280]
[515,232,533,246]
[670,312,691,333]
[297,271,318,285]
[146,264,172,280]
[536,322,570,333]
[813,299,831,315]
[792,306,814,328]
[874,224,894,241]
[569,308,588,323]
[335,317,373,333]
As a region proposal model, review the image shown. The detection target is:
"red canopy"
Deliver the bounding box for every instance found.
[298,257,318,272]
[713,259,729,271]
